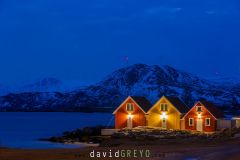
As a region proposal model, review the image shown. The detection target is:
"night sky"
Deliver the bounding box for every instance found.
[0,0,240,85]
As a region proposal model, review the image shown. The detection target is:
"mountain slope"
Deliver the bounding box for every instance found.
[85,64,240,111]
[0,78,87,96]
[0,64,239,113]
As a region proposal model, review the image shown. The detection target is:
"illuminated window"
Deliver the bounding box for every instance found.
[126,103,134,111]
[205,118,211,126]
[160,103,168,111]
[189,118,194,126]
[196,106,202,112]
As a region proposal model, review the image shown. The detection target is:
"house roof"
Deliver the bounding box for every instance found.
[113,96,152,114]
[130,96,152,113]
[165,96,189,113]
[233,116,240,119]
[200,101,224,119]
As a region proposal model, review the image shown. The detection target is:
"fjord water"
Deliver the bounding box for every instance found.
[0,112,113,149]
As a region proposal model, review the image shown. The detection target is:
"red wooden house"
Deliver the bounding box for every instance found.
[182,101,224,132]
[113,96,152,129]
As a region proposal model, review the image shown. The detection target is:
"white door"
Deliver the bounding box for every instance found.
[162,118,167,129]
[127,117,133,128]
[197,119,203,131]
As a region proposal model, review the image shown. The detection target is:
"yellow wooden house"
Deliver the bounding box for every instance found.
[146,96,189,130]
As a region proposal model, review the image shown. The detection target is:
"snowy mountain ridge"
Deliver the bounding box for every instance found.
[0,77,86,96]
[0,64,239,113]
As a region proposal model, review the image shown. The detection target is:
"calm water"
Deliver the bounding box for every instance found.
[0,112,113,149]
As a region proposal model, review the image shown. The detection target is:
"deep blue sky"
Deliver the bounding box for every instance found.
[0,0,240,85]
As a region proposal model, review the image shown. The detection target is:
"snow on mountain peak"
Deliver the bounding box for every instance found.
[0,64,240,113]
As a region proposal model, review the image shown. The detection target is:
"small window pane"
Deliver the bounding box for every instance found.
[126,103,134,111]
[189,118,194,126]
[160,103,168,111]
[160,104,163,111]
[164,104,168,111]
[205,118,210,126]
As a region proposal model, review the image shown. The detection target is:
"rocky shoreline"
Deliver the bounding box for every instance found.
[3,127,240,160]
[40,126,112,144]
[41,126,240,147]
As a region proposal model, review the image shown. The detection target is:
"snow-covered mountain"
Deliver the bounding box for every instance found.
[0,64,240,113]
[84,64,240,112]
[15,78,63,93]
[0,78,86,96]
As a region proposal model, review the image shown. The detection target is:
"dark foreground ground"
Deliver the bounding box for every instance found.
[1,139,240,160]
[2,127,240,160]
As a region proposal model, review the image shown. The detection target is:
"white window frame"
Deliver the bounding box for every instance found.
[205,118,211,126]
[189,118,194,126]
[160,103,168,111]
[126,103,134,111]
